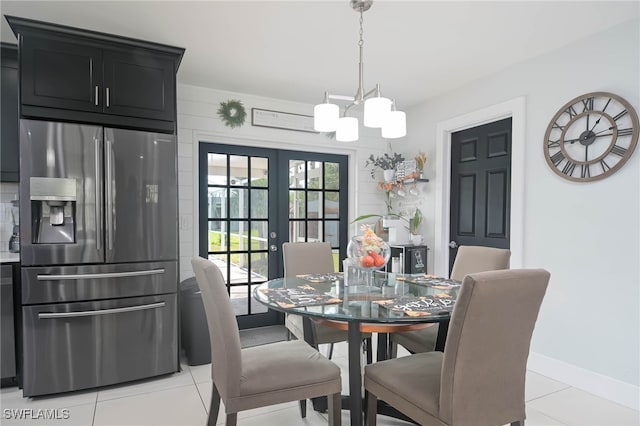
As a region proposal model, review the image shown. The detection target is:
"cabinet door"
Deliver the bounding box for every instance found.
[1,45,19,182]
[103,50,175,121]
[21,36,103,113]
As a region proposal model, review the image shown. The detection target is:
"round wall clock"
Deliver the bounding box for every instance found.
[543,91,639,182]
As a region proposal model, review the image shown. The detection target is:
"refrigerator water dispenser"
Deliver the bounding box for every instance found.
[30,177,77,244]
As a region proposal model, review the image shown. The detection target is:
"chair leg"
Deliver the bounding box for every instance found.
[208,382,221,426]
[389,340,398,359]
[365,391,377,426]
[328,392,342,426]
[298,398,307,418]
[225,413,237,426]
[328,343,334,359]
[365,337,373,364]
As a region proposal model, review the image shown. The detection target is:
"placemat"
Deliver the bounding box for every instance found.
[403,274,462,290]
[296,272,343,283]
[374,295,455,317]
[259,285,341,308]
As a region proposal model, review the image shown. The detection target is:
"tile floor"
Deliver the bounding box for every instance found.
[1,340,638,426]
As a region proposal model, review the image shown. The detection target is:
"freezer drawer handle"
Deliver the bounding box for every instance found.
[36,268,165,281]
[38,302,166,319]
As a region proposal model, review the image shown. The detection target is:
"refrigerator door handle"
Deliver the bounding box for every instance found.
[106,137,114,251]
[36,268,166,281]
[37,302,166,319]
[95,136,102,251]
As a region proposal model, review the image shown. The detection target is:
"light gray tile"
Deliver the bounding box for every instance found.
[94,384,206,426]
[188,363,212,384]
[96,364,194,402]
[525,371,571,401]
[0,386,97,410]
[527,387,640,426]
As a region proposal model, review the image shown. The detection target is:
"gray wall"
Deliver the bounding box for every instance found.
[404,18,639,403]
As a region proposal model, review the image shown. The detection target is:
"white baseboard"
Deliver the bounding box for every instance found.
[528,352,639,411]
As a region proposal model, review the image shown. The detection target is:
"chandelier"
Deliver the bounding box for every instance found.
[313,0,406,142]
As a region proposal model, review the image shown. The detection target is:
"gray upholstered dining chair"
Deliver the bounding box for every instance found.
[191,257,342,426]
[391,245,511,354]
[365,268,550,426]
[282,242,372,362]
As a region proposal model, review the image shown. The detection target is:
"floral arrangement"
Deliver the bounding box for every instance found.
[364,152,405,179]
[350,224,388,268]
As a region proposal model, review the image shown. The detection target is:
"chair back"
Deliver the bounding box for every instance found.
[439,269,550,426]
[282,242,335,276]
[191,257,242,401]
[450,245,511,281]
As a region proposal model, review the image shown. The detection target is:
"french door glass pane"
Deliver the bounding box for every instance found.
[325,162,340,190]
[307,220,322,241]
[251,157,268,187]
[208,187,227,218]
[325,191,339,217]
[207,153,227,185]
[289,190,305,218]
[250,252,268,281]
[308,191,321,218]
[251,284,268,314]
[230,155,248,183]
[290,221,306,242]
[326,221,339,247]
[250,189,268,219]
[289,160,305,188]
[229,188,249,218]
[230,285,249,315]
[307,160,323,189]
[251,221,269,250]
[208,221,227,252]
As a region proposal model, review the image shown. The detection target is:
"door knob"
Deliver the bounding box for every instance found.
[270,245,278,252]
[448,241,458,249]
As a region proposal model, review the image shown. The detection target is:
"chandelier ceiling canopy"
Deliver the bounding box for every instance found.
[313,0,406,142]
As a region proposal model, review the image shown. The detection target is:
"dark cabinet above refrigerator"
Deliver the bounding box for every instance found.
[1,43,19,182]
[6,15,184,134]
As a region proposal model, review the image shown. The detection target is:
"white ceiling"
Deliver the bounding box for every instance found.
[1,1,638,109]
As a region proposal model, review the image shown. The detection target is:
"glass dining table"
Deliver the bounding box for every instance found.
[253,271,460,426]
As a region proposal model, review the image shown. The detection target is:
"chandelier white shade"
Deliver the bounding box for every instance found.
[364,96,391,128]
[313,102,339,132]
[313,0,405,141]
[336,117,359,142]
[381,110,407,139]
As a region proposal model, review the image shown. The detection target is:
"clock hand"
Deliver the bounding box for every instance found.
[567,126,615,144]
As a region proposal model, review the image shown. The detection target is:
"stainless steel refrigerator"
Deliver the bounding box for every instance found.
[19,119,179,397]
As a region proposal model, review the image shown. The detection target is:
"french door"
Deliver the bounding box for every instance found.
[198,142,348,329]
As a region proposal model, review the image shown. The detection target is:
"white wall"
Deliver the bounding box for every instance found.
[403,19,639,408]
[176,85,392,282]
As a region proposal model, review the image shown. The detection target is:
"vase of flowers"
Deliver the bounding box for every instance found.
[365,152,405,180]
[415,152,427,179]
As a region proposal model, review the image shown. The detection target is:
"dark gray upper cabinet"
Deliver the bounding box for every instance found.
[6,16,184,133]
[1,43,19,182]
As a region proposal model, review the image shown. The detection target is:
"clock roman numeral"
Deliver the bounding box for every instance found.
[613,110,628,121]
[565,105,578,118]
[582,97,594,112]
[602,98,612,113]
[547,139,560,148]
[580,164,591,178]
[611,145,628,157]
[617,128,634,137]
[562,160,576,176]
[550,151,565,166]
[552,121,564,131]
[600,159,611,173]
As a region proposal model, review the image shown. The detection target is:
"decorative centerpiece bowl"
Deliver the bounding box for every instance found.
[347,225,391,270]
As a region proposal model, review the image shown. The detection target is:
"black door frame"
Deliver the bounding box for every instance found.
[198,142,349,329]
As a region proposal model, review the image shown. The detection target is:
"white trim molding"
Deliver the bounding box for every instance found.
[528,352,640,411]
[434,97,526,276]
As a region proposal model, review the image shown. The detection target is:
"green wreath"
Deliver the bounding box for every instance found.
[217,99,246,128]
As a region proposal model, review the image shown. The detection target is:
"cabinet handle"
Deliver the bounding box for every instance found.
[36,268,166,281]
[106,87,110,108]
[95,86,99,106]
